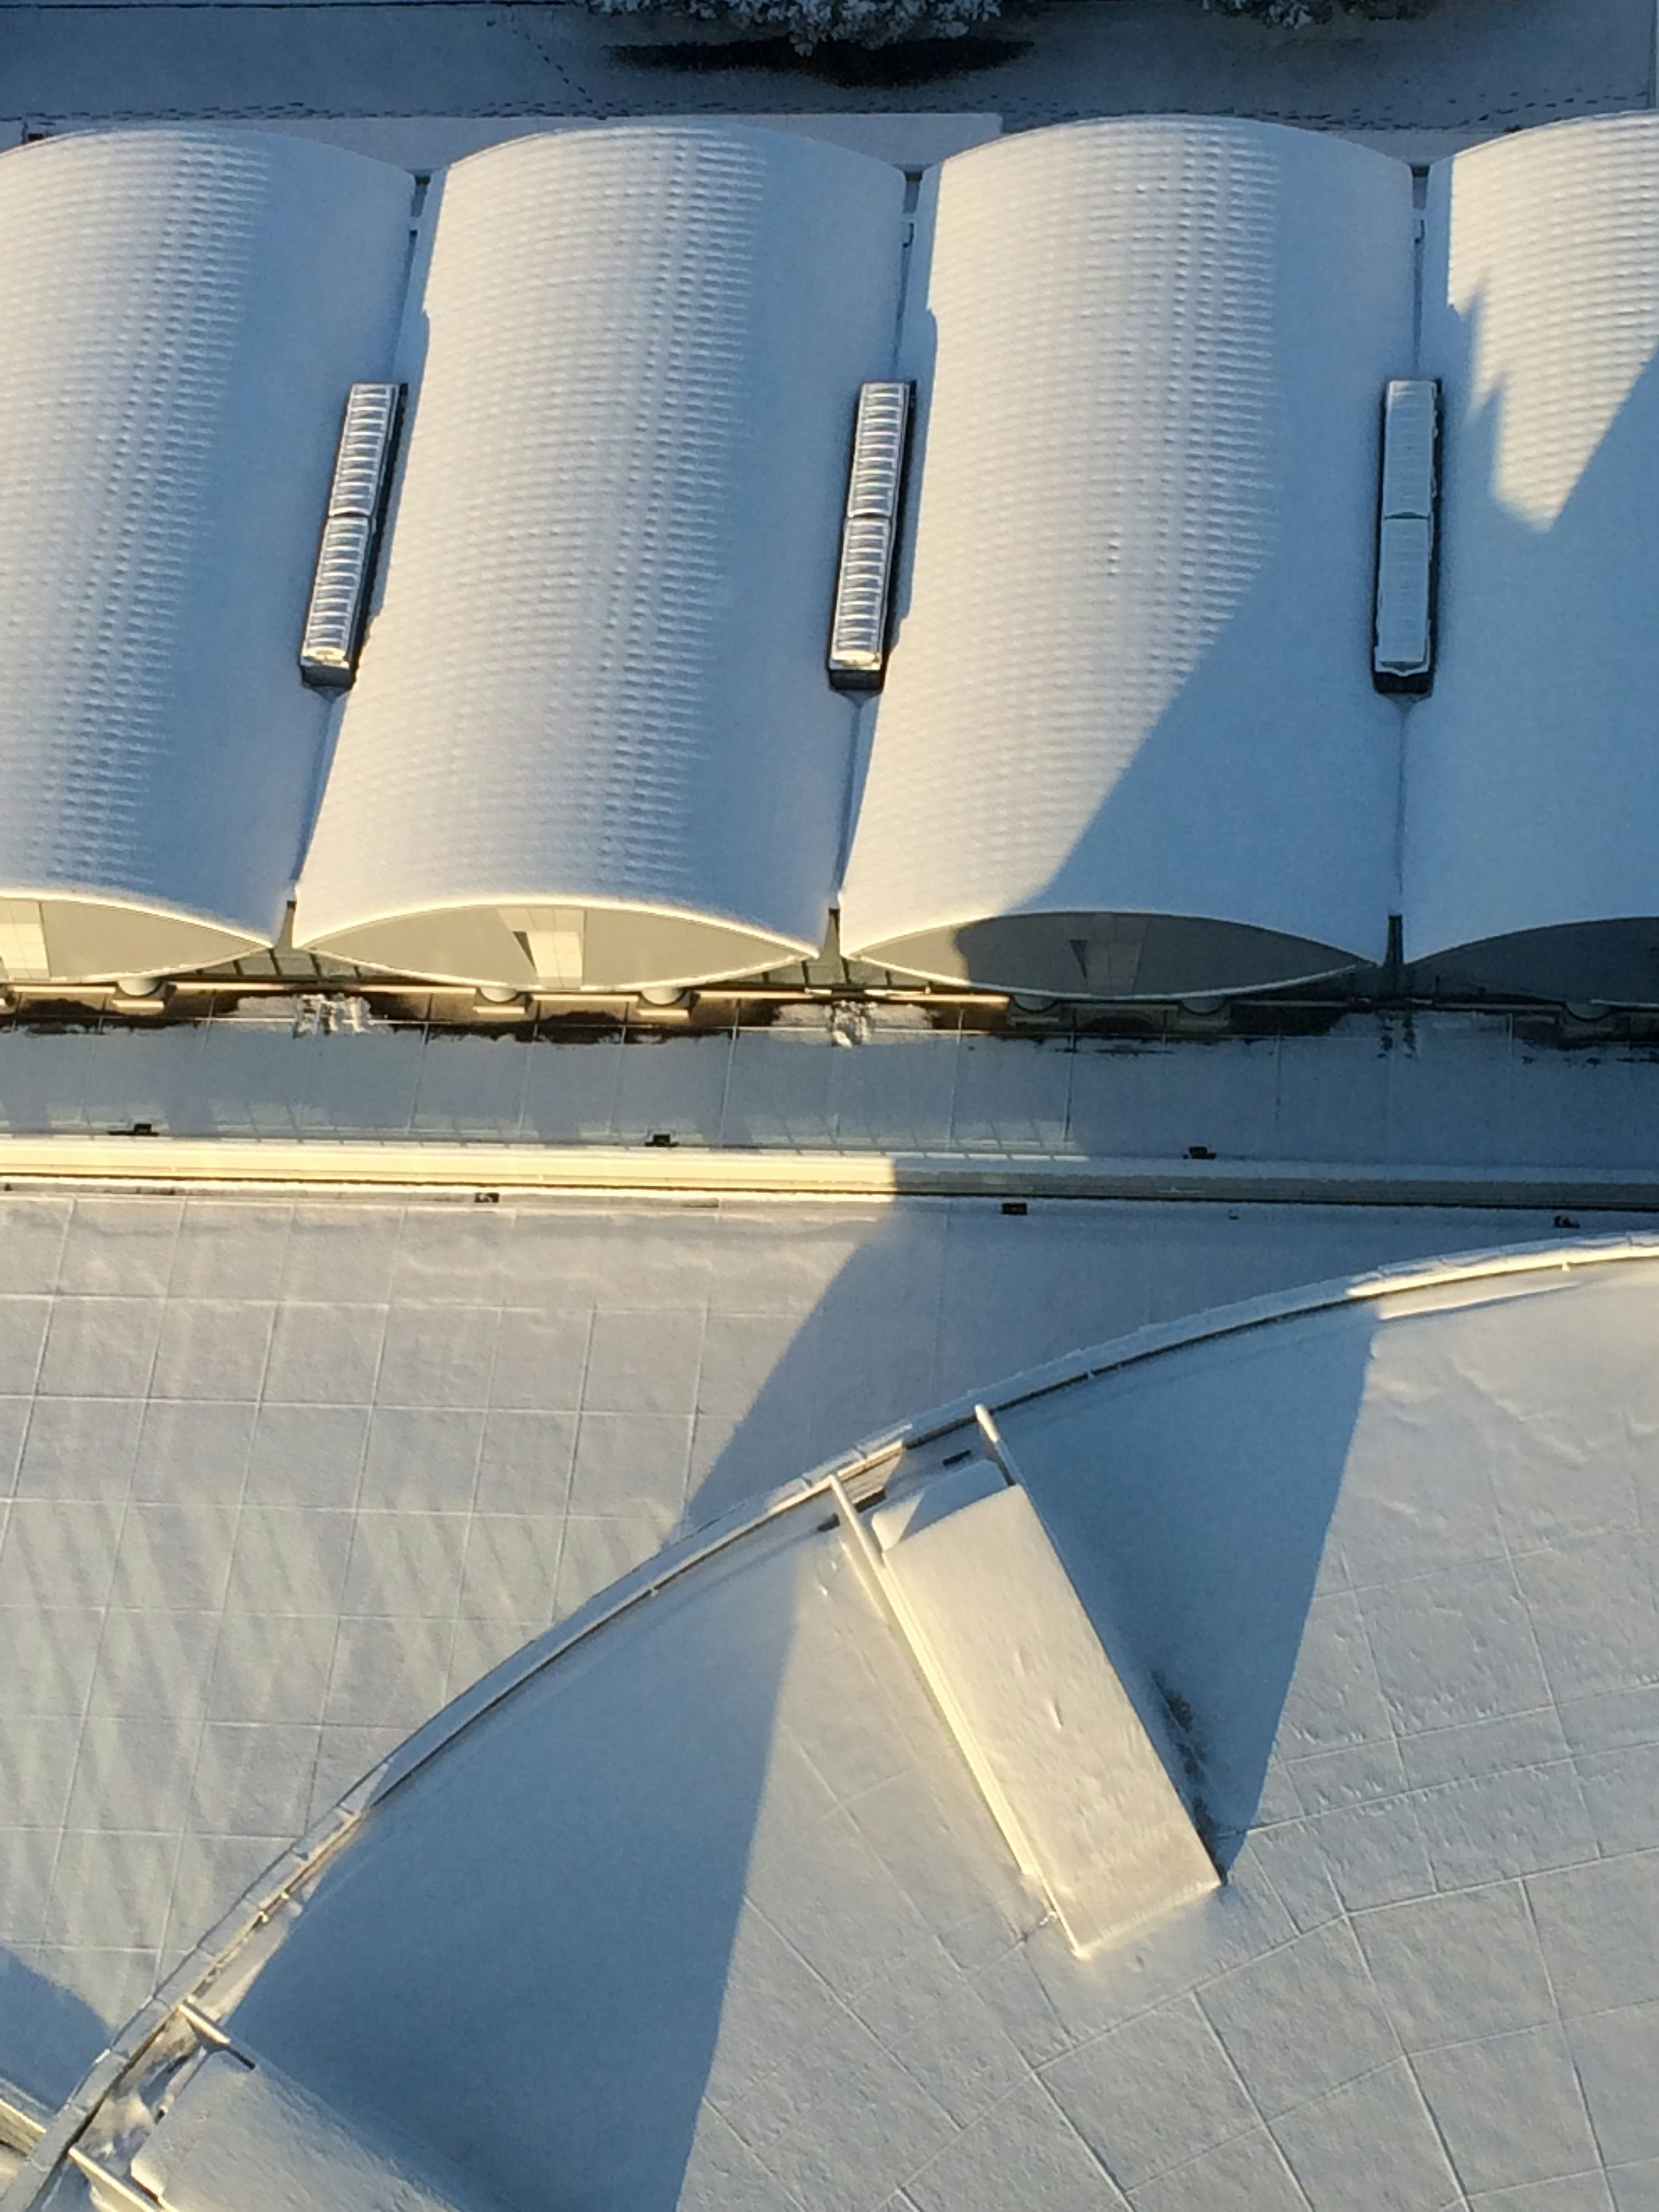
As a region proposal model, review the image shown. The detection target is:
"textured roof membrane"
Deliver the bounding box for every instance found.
[1406,111,1659,1002]
[839,117,1411,1000]
[293,125,905,993]
[0,128,412,980]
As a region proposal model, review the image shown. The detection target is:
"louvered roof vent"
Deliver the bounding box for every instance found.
[300,381,404,689]
[1373,378,1440,693]
[827,380,912,690]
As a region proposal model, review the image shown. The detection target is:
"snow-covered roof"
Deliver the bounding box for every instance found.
[291,126,905,992]
[1405,112,1659,1002]
[0,128,412,984]
[838,118,1410,999]
[36,1236,1658,2212]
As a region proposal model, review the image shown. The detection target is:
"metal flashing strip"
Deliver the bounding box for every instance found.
[0,1138,1658,1212]
[1373,377,1440,692]
[299,382,404,688]
[827,381,912,689]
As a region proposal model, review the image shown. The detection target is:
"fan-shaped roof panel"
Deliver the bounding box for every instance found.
[293,125,907,993]
[36,1239,1659,2212]
[839,117,1411,999]
[0,127,414,982]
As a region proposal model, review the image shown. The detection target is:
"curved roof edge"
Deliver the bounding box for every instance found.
[1404,915,1659,1007]
[838,114,1407,991]
[0,889,271,987]
[11,1228,1657,2212]
[294,891,822,992]
[847,907,1372,999]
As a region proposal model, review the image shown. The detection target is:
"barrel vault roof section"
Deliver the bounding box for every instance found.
[293,124,907,992]
[839,117,1412,995]
[0,127,413,976]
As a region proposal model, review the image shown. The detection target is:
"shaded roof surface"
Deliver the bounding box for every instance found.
[1406,113,1659,989]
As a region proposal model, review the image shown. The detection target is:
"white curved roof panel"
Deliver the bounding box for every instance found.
[1405,113,1659,1001]
[838,118,1411,999]
[0,128,414,982]
[293,126,906,993]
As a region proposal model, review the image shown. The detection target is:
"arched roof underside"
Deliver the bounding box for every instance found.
[1405,113,1659,1003]
[292,126,906,994]
[1407,916,1659,1007]
[838,118,1410,1001]
[0,128,413,984]
[38,1238,1659,2212]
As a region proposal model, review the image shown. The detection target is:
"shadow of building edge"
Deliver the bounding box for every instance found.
[998,1298,1379,1870]
[223,1519,801,2212]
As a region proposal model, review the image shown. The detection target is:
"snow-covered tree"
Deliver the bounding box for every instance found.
[585,0,999,51]
[1208,0,1433,21]
[579,0,1434,56]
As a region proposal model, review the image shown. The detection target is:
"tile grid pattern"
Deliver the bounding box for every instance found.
[3,1186,1658,2126]
[0,1190,784,2078]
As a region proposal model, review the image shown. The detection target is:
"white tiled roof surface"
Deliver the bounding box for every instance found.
[1408,112,1659,966]
[4,1179,1648,2116]
[212,1248,1659,2212]
[0,129,412,966]
[839,118,1409,979]
[294,126,904,985]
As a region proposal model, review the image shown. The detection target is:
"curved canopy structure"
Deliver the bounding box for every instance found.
[0,128,412,984]
[292,126,906,994]
[839,118,1411,1000]
[1405,113,1659,1003]
[29,1236,1659,2212]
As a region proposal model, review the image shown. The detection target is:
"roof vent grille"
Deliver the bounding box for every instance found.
[300,381,404,689]
[828,380,913,692]
[1373,378,1440,694]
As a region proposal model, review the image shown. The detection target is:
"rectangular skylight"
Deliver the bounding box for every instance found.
[300,382,404,688]
[828,381,912,690]
[1373,378,1440,692]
